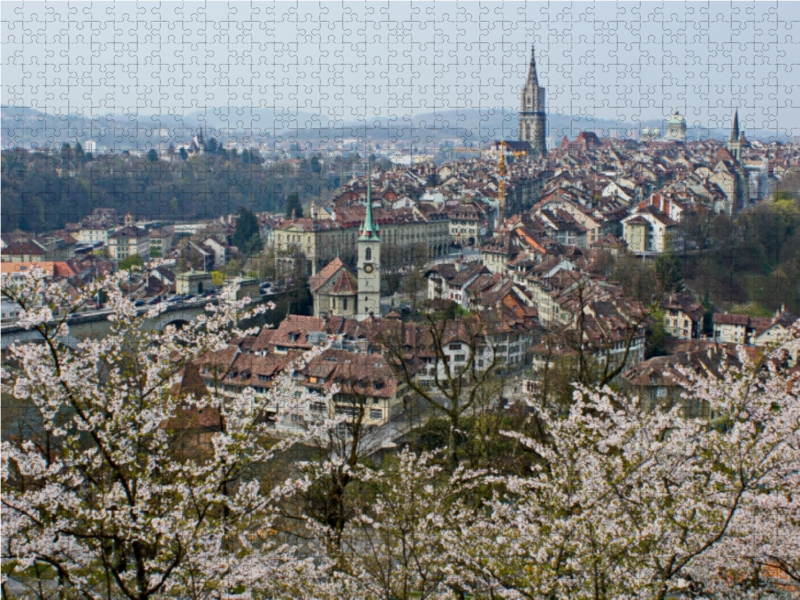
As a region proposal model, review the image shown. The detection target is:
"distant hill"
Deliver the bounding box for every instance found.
[2,105,789,150]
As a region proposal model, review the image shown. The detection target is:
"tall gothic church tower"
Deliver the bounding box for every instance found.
[518,44,547,156]
[357,156,381,319]
[727,109,743,162]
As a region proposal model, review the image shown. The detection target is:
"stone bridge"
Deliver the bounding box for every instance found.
[1,293,282,350]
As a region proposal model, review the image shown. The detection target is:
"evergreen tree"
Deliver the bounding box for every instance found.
[233,207,261,256]
[147,149,159,163]
[284,192,304,219]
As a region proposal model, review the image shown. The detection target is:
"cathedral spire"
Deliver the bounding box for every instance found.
[731,109,740,141]
[518,42,547,156]
[527,44,539,86]
[359,150,380,240]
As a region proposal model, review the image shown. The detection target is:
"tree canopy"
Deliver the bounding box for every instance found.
[284,192,304,219]
[233,206,261,256]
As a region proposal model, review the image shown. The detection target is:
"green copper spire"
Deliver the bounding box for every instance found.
[359,151,380,241]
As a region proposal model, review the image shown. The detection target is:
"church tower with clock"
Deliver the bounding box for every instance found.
[357,156,381,319]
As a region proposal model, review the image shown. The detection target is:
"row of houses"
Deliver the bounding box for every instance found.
[190,306,542,432]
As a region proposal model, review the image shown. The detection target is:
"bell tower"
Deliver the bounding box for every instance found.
[728,109,743,162]
[357,153,381,319]
[518,44,547,156]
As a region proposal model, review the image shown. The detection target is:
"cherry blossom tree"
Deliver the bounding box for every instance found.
[3,266,799,600]
[1,268,329,600]
[450,336,800,599]
[306,450,487,600]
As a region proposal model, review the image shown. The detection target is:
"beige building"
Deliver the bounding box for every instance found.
[108,226,150,261]
[309,258,359,318]
[176,271,213,295]
[621,205,679,254]
[77,226,117,245]
[273,205,450,275]
[148,227,174,256]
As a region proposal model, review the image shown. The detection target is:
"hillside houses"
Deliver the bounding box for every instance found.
[713,308,798,346]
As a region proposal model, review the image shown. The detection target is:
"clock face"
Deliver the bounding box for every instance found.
[364,264,374,274]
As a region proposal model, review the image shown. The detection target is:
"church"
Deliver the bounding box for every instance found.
[517,44,548,156]
[309,159,382,320]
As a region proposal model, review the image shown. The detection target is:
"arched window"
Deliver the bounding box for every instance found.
[365,247,372,261]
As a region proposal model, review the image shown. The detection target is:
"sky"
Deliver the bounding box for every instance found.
[2,1,799,136]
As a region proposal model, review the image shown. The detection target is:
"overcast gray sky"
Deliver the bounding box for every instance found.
[3,1,799,135]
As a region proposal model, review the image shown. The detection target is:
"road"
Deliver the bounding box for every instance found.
[431,247,481,265]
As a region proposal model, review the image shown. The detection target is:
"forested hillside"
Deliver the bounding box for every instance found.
[0,146,339,231]
[683,171,800,314]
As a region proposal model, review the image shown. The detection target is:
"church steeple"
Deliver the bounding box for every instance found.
[527,44,539,87]
[728,109,742,162]
[518,43,547,156]
[359,153,380,241]
[356,149,381,320]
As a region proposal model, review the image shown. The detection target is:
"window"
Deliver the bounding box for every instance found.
[370,409,383,420]
[336,405,361,417]
[309,401,327,412]
[343,297,348,310]
[365,247,372,261]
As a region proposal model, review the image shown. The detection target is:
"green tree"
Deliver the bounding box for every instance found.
[653,253,684,295]
[233,207,261,256]
[146,149,159,163]
[149,247,162,259]
[772,190,795,202]
[118,254,145,271]
[178,147,188,160]
[211,270,226,287]
[284,192,304,219]
[310,155,321,173]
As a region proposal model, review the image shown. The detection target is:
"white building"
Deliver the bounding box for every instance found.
[108,226,150,261]
[77,226,115,245]
[622,205,680,254]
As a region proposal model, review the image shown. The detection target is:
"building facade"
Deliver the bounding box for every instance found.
[108,226,150,261]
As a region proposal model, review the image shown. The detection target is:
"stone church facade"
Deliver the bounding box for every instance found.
[518,44,547,156]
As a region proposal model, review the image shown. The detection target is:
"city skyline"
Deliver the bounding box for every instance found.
[2,1,799,139]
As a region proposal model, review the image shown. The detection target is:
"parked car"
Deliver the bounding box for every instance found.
[260,281,272,289]
[167,295,182,303]
[183,294,195,301]
[133,299,145,307]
